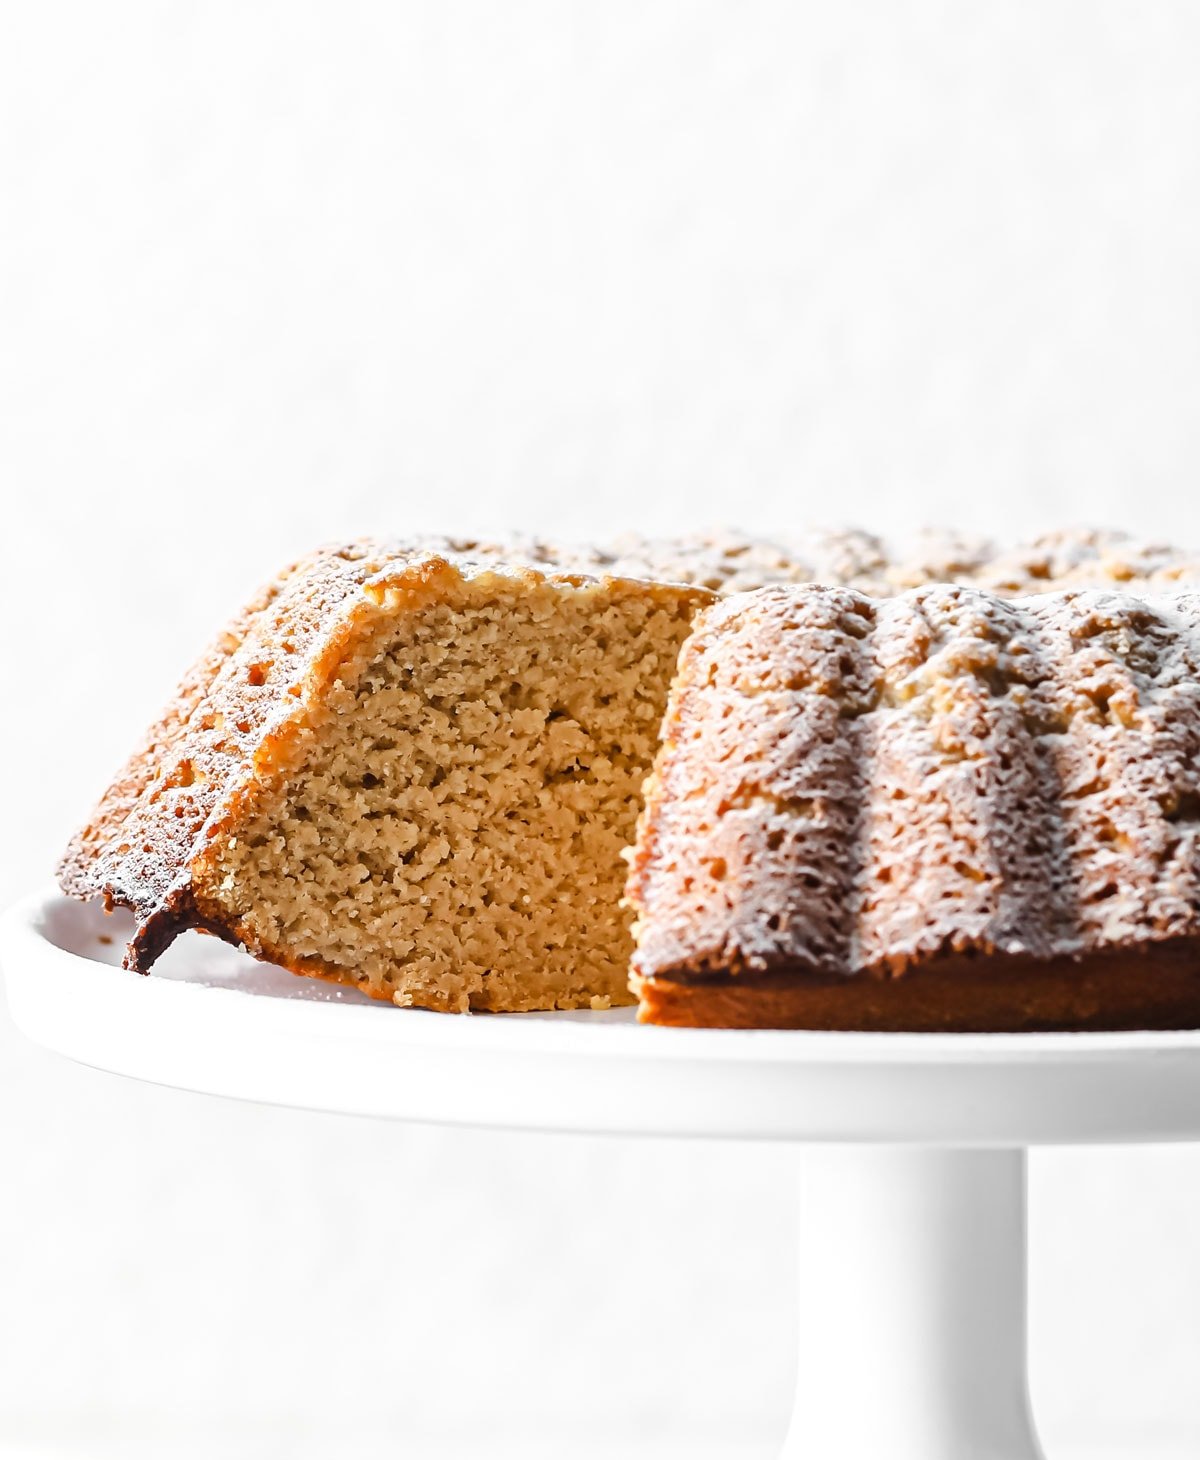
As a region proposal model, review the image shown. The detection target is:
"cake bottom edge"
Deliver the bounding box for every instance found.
[632,939,1200,1032]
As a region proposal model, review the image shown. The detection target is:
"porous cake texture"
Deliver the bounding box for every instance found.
[60,543,710,1011]
[628,585,1200,1031]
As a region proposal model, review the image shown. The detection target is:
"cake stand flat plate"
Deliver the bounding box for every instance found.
[5,888,1200,1145]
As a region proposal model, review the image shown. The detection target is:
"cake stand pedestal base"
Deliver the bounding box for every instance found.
[783,1146,1042,1459]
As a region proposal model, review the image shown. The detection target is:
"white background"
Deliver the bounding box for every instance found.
[3,3,1200,1456]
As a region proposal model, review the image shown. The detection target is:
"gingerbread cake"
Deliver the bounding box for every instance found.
[60,527,1200,1021]
[627,584,1200,1031]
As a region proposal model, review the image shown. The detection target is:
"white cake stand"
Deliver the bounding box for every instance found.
[7,890,1200,1459]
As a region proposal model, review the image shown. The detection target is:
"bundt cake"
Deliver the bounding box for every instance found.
[627,584,1200,1031]
[59,527,1200,1021]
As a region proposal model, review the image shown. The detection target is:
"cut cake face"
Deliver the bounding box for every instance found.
[60,544,709,1011]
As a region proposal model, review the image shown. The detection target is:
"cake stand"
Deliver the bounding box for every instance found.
[7,890,1200,1458]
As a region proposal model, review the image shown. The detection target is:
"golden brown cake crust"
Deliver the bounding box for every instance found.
[628,583,1200,1031]
[58,542,424,968]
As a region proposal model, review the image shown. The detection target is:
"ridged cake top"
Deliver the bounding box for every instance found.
[628,583,1200,983]
[403,526,1200,597]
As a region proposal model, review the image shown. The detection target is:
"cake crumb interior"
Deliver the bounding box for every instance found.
[197,574,697,1010]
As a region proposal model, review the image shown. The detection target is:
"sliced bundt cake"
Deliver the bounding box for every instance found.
[60,528,1200,1021]
[627,584,1200,1030]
